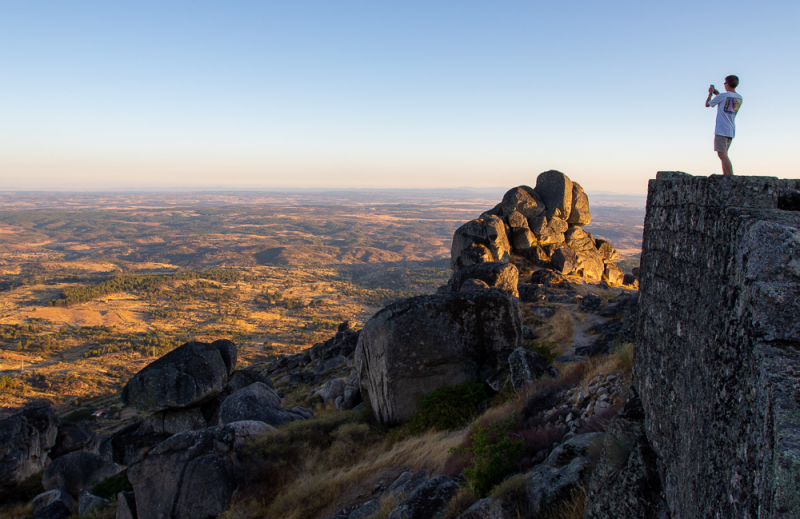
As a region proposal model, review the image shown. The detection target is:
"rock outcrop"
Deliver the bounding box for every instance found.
[42,451,121,498]
[356,290,523,423]
[450,171,626,284]
[636,173,800,517]
[0,404,58,498]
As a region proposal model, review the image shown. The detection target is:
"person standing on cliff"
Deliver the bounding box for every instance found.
[706,75,743,176]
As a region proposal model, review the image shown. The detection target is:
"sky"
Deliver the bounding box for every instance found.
[1,1,798,195]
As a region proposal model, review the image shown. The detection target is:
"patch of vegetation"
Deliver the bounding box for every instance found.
[62,407,96,423]
[405,379,489,434]
[51,268,239,306]
[523,340,558,364]
[92,471,133,499]
[449,412,524,497]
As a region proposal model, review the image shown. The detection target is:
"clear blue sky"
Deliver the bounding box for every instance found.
[1,1,798,194]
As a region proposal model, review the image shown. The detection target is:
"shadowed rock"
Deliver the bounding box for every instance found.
[534,170,573,220]
[0,404,58,498]
[451,216,511,271]
[219,382,311,426]
[447,261,520,298]
[50,423,98,460]
[500,186,545,221]
[356,291,522,424]
[387,475,460,519]
[122,341,235,412]
[42,451,121,498]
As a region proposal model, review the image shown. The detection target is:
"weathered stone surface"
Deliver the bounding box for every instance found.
[32,489,75,515]
[567,182,592,225]
[595,239,618,262]
[42,451,121,498]
[550,246,577,275]
[127,427,239,519]
[508,347,557,392]
[78,490,110,515]
[547,217,568,234]
[534,170,573,220]
[116,491,137,519]
[103,420,172,466]
[500,186,545,220]
[585,388,663,519]
[602,263,624,286]
[451,216,512,271]
[142,406,207,435]
[544,432,605,467]
[447,261,519,298]
[0,404,57,497]
[219,382,309,426]
[506,210,528,229]
[50,423,98,460]
[511,227,536,251]
[387,475,460,519]
[460,278,491,292]
[636,173,800,517]
[122,341,234,412]
[356,291,522,424]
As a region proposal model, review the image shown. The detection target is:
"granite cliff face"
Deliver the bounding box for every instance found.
[635,173,800,518]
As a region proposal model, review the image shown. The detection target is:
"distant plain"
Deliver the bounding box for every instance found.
[0,189,644,415]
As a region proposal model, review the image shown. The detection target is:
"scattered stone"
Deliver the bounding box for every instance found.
[78,490,110,515]
[387,475,460,519]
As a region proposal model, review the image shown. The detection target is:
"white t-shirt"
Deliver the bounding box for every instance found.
[709,92,743,138]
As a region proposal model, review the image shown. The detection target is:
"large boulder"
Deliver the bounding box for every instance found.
[356,291,523,424]
[451,216,511,271]
[50,423,98,460]
[499,186,545,221]
[567,182,592,225]
[219,382,310,426]
[603,263,624,286]
[122,340,235,412]
[550,246,578,275]
[31,490,75,515]
[447,261,520,298]
[127,427,239,519]
[595,239,618,262]
[0,404,58,498]
[42,451,121,498]
[534,170,573,220]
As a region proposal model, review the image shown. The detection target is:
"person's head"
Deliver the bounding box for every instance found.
[725,75,739,91]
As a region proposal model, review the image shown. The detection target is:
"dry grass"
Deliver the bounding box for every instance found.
[531,308,574,356]
[578,342,634,389]
[0,503,31,519]
[225,427,467,519]
[542,485,588,519]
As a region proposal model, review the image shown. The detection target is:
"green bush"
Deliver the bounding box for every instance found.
[406,379,489,435]
[523,340,557,365]
[92,472,132,499]
[449,412,524,497]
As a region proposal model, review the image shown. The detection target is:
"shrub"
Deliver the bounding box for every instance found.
[615,342,634,373]
[62,408,95,423]
[92,472,132,499]
[406,379,489,434]
[449,412,524,497]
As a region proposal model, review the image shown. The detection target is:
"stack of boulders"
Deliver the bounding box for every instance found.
[451,170,625,285]
[121,339,311,438]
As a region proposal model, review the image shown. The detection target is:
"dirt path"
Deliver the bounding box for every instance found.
[566,311,606,356]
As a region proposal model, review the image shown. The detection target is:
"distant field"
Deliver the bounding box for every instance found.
[0,189,644,415]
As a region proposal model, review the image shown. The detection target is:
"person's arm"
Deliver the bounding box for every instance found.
[705,85,718,107]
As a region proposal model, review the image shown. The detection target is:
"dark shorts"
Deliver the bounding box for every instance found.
[714,135,733,152]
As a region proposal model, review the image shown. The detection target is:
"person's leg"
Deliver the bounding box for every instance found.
[717,152,733,175]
